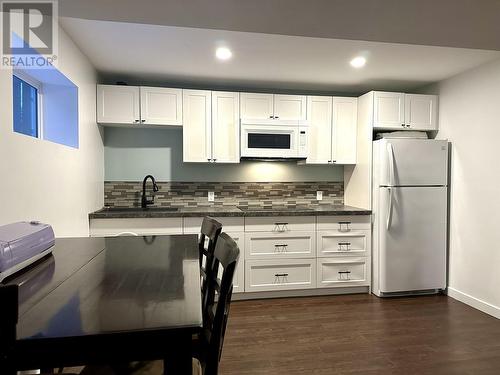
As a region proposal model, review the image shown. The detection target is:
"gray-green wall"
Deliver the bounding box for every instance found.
[104,127,343,182]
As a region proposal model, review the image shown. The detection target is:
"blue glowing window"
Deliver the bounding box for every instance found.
[13,75,40,138]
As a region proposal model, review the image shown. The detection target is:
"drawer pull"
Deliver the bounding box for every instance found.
[274,273,289,283]
[274,244,289,252]
[274,222,289,232]
[338,242,351,251]
[338,221,351,232]
[338,270,351,280]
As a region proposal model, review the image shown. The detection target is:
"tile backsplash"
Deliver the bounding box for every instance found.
[104,181,344,208]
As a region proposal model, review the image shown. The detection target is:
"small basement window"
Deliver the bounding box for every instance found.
[13,72,41,139]
[11,33,79,148]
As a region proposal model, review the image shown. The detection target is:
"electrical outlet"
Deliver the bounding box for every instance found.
[208,191,215,202]
[316,191,323,201]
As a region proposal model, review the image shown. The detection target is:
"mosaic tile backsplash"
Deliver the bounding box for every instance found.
[104,181,344,208]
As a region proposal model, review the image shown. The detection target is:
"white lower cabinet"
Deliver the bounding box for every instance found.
[245,259,316,292]
[317,257,370,288]
[317,230,370,257]
[245,231,315,259]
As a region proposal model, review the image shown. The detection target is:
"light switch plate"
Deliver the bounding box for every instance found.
[208,191,215,202]
[316,191,323,201]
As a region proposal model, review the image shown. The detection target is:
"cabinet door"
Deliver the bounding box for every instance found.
[240,93,274,120]
[273,94,307,122]
[97,85,140,124]
[373,91,405,129]
[306,96,332,164]
[404,94,438,130]
[140,87,182,126]
[332,97,357,164]
[182,90,212,162]
[211,91,240,163]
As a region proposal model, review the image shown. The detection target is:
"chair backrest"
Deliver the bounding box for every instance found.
[198,217,223,298]
[201,232,240,375]
[0,284,18,372]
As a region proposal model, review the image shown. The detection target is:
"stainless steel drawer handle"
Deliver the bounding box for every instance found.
[338,221,351,232]
[338,242,351,251]
[274,222,289,232]
[338,270,351,280]
[274,244,289,252]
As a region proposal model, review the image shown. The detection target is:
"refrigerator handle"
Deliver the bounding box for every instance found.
[386,187,393,230]
[387,143,395,186]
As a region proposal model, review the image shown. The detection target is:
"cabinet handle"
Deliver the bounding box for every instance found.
[338,222,351,232]
[338,242,351,251]
[274,116,279,119]
[212,158,217,162]
[274,222,289,232]
[275,273,289,277]
[274,244,288,252]
[134,119,140,123]
[406,124,410,128]
[141,119,146,123]
[332,160,336,163]
[338,270,351,280]
[269,115,274,119]
[401,124,405,127]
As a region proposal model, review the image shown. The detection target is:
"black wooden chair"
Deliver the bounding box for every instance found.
[198,217,222,316]
[193,232,240,375]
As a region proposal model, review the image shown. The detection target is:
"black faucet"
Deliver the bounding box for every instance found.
[141,175,159,209]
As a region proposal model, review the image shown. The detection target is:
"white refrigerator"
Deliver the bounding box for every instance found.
[372,138,448,297]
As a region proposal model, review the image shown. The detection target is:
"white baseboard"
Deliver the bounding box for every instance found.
[447,287,500,319]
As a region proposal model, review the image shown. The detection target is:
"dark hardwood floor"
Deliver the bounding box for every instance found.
[219,294,500,375]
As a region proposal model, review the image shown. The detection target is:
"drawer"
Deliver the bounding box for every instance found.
[245,216,315,232]
[183,216,244,234]
[245,259,316,292]
[317,257,369,288]
[317,215,371,231]
[89,218,183,237]
[317,230,371,257]
[245,231,315,259]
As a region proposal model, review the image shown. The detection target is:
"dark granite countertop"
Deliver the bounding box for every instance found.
[89,205,371,219]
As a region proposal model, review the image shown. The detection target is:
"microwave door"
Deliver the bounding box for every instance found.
[241,125,298,158]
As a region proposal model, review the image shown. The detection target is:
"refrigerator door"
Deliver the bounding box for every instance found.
[377,139,448,186]
[378,186,447,293]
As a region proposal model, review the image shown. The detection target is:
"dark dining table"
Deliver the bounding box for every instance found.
[0,234,202,375]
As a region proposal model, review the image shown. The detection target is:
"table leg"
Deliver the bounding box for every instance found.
[163,335,192,375]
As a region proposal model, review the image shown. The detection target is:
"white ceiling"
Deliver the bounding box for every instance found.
[61,17,500,94]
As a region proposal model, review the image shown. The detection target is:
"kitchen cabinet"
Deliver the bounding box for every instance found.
[211,91,240,163]
[317,257,370,288]
[373,91,405,129]
[183,90,240,163]
[140,86,182,126]
[182,89,212,162]
[97,85,140,124]
[373,91,438,130]
[89,218,183,237]
[404,94,438,130]
[96,84,182,126]
[240,93,306,122]
[306,96,357,165]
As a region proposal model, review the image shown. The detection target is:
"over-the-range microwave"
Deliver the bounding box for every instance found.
[240,121,308,160]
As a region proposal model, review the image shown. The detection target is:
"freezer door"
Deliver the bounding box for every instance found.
[378,186,446,293]
[377,139,448,186]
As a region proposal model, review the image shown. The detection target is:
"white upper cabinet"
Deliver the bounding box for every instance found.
[404,94,438,130]
[97,85,140,124]
[306,96,332,164]
[97,84,183,126]
[139,87,182,126]
[273,95,307,122]
[240,93,274,120]
[332,97,357,164]
[240,93,307,122]
[183,90,212,163]
[372,91,438,131]
[306,96,357,165]
[211,91,240,163]
[373,91,405,129]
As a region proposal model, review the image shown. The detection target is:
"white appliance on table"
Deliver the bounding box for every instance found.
[372,138,448,296]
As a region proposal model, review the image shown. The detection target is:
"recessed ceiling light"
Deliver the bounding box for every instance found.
[350,56,366,68]
[216,47,232,60]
